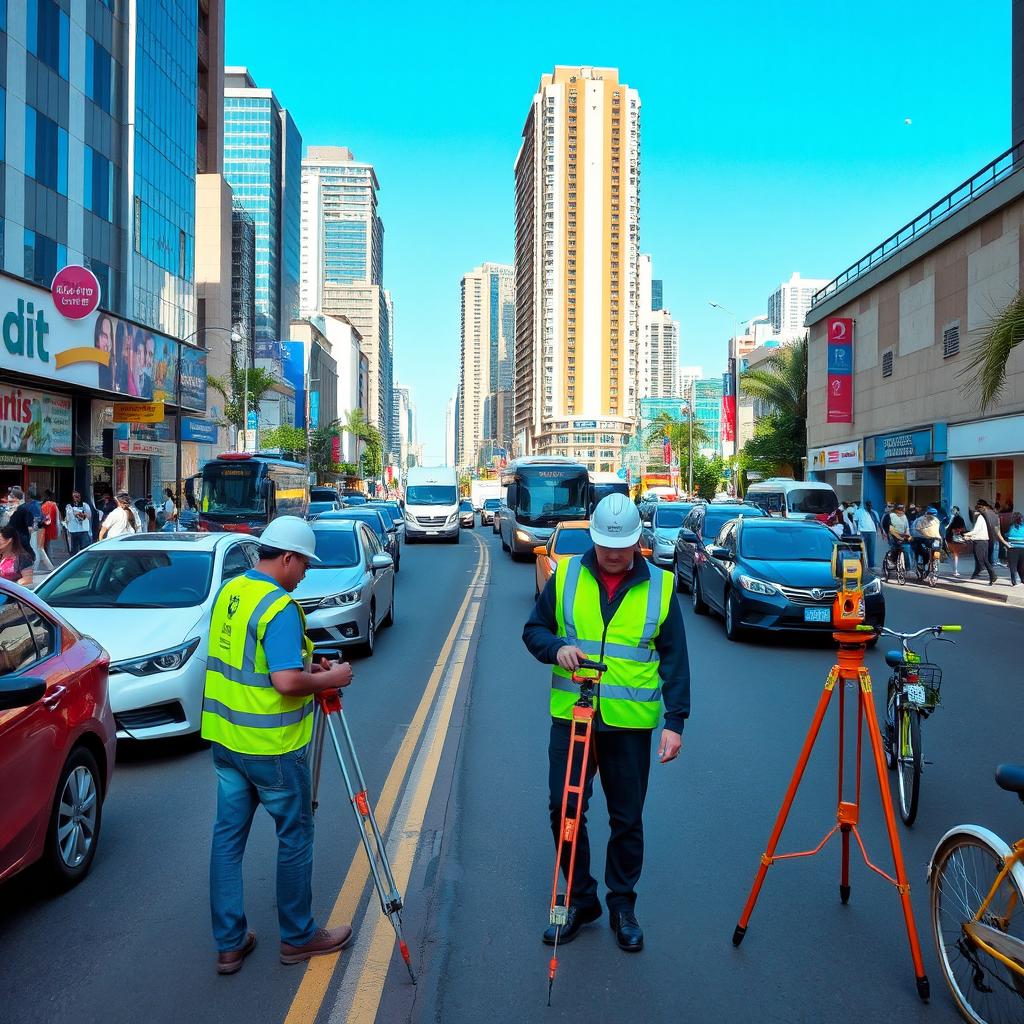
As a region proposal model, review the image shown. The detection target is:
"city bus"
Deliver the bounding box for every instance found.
[498,456,590,559]
[196,452,309,534]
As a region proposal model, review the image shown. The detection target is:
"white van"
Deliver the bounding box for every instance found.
[745,478,839,521]
[404,466,460,543]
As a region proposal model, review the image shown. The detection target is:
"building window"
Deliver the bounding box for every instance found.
[25,107,67,195]
[28,0,70,78]
[24,230,65,287]
[942,321,960,359]
[86,37,116,114]
[881,349,894,378]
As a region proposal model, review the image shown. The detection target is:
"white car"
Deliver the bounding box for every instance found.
[34,533,261,741]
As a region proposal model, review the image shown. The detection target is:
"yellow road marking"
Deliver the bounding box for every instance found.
[284,534,488,1024]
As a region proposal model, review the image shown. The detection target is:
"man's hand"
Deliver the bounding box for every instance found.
[312,658,353,690]
[555,645,587,672]
[658,728,682,764]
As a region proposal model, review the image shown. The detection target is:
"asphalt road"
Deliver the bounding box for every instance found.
[2,527,1020,1024]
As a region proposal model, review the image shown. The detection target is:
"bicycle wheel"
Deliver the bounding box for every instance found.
[930,832,1024,1023]
[896,553,907,586]
[884,685,897,770]
[895,708,921,825]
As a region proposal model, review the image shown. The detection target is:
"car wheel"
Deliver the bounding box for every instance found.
[383,584,395,627]
[675,557,690,594]
[691,571,709,615]
[724,589,743,642]
[393,551,400,573]
[359,604,376,658]
[42,746,103,890]
[450,530,461,544]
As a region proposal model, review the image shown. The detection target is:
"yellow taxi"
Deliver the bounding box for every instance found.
[532,521,593,597]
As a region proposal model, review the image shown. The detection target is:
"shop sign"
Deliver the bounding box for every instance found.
[865,428,933,464]
[809,441,863,471]
[181,417,218,444]
[826,317,854,423]
[948,414,1024,459]
[573,420,597,429]
[0,385,72,455]
[113,402,164,423]
[51,265,101,320]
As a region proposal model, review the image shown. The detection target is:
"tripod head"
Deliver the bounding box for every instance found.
[831,541,866,640]
[571,658,607,706]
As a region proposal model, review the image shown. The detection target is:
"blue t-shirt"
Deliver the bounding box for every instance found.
[245,570,304,673]
[1007,523,1024,548]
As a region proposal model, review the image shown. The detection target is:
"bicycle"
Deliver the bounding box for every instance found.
[882,540,909,585]
[914,538,943,588]
[866,623,961,826]
[928,764,1024,1023]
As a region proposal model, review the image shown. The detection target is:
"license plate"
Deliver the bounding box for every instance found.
[804,607,831,623]
[905,683,927,705]
[426,530,438,535]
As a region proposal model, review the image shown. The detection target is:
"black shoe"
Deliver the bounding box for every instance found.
[542,902,602,945]
[610,909,644,952]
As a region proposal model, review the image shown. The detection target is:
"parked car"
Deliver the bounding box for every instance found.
[459,499,476,528]
[315,508,400,572]
[691,516,884,641]
[307,498,343,519]
[0,579,116,889]
[641,502,696,569]
[532,521,593,597]
[481,497,501,527]
[342,492,367,506]
[366,500,405,539]
[292,519,395,658]
[673,502,766,593]
[34,533,261,740]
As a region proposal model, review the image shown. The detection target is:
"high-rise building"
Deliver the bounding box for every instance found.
[680,366,703,402]
[767,272,830,339]
[300,147,393,454]
[231,201,257,350]
[513,66,641,472]
[651,279,663,311]
[693,378,724,457]
[459,263,514,468]
[638,255,679,399]
[224,68,302,349]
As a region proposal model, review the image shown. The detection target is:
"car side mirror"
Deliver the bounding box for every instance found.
[679,528,697,542]
[532,545,547,556]
[640,547,653,558]
[371,553,394,572]
[0,676,46,711]
[710,546,733,561]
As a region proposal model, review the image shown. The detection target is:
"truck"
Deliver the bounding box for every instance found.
[470,479,502,510]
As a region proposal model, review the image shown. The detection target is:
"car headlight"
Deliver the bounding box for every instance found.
[115,637,201,676]
[320,587,362,608]
[446,512,458,524]
[515,529,531,543]
[404,511,415,523]
[863,577,881,596]
[738,574,779,597]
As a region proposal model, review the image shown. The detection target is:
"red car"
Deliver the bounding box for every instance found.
[0,579,115,889]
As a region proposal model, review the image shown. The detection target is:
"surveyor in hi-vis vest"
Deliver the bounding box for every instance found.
[202,516,355,975]
[523,494,691,953]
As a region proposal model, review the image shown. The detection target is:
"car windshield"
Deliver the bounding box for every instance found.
[654,506,691,529]
[702,506,764,537]
[310,488,338,503]
[345,494,367,505]
[741,526,838,561]
[311,529,361,568]
[553,530,594,555]
[308,501,336,515]
[484,498,501,509]
[36,550,214,608]
[787,489,839,516]
[407,484,457,505]
[459,500,473,511]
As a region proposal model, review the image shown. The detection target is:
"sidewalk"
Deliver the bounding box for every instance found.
[874,556,1024,608]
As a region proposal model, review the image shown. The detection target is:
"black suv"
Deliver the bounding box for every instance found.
[673,502,766,593]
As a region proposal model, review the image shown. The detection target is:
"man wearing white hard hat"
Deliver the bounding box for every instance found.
[523,494,690,953]
[203,516,356,975]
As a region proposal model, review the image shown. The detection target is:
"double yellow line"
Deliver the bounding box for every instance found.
[285,534,489,1024]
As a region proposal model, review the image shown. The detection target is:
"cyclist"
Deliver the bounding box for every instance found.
[910,506,942,570]
[887,502,914,569]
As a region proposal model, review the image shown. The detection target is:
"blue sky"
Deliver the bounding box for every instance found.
[226,0,1012,461]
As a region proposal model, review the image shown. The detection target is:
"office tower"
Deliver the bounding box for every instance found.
[680,366,703,401]
[231,201,257,351]
[651,279,663,311]
[459,263,514,467]
[301,147,393,453]
[224,68,303,350]
[694,378,724,456]
[767,272,830,338]
[638,255,678,399]
[513,66,641,473]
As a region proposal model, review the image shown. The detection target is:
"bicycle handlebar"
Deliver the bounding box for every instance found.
[856,624,962,639]
[576,659,608,673]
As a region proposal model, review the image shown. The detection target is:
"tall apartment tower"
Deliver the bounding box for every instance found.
[459,263,514,468]
[767,272,830,339]
[224,68,303,352]
[300,147,393,451]
[637,254,678,399]
[513,66,641,472]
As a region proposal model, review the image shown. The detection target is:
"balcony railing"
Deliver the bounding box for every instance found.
[812,141,1024,307]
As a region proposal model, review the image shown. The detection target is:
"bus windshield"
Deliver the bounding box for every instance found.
[514,468,589,527]
[200,462,265,517]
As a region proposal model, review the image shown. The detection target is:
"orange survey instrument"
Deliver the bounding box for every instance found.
[310,683,416,984]
[546,658,606,1006]
[732,544,930,1003]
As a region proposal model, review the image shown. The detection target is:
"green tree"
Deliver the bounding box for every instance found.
[259,424,307,456]
[359,424,384,480]
[643,410,711,486]
[739,413,806,480]
[208,366,278,431]
[340,408,374,473]
[691,454,726,499]
[960,289,1024,409]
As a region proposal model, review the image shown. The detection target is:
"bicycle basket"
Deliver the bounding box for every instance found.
[898,662,942,708]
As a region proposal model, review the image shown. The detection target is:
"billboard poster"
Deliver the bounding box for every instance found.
[282,341,305,428]
[0,385,72,455]
[826,317,854,423]
[179,345,208,411]
[720,367,736,444]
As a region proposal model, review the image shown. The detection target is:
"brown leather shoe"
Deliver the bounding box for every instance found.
[280,925,354,965]
[217,931,257,975]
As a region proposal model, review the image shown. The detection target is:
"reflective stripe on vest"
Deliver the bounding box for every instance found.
[201,575,315,754]
[551,557,672,729]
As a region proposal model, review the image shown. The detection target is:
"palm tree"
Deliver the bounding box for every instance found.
[340,408,372,472]
[208,366,278,431]
[360,424,384,479]
[644,410,711,484]
[739,334,808,421]
[960,290,1024,409]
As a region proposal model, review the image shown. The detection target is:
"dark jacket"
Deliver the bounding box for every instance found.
[7,503,33,551]
[522,549,690,733]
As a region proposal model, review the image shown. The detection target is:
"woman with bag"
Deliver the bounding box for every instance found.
[944,505,968,578]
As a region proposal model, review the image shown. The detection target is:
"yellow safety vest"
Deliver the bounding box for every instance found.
[201,574,315,754]
[551,556,672,729]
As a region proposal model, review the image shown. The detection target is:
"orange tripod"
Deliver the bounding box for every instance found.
[546,658,606,1006]
[732,549,930,1002]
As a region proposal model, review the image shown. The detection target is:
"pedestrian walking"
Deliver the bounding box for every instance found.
[851,501,877,567]
[25,486,54,573]
[964,500,1001,586]
[161,487,178,527]
[63,491,94,555]
[523,494,690,953]
[203,516,355,975]
[944,506,968,577]
[1006,511,1024,586]
[4,487,33,552]
[98,492,141,539]
[144,503,159,533]
[0,524,35,586]
[40,490,59,558]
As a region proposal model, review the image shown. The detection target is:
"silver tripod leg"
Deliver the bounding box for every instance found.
[310,707,328,814]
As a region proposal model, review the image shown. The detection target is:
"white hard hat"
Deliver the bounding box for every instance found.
[590,494,642,549]
[260,515,321,563]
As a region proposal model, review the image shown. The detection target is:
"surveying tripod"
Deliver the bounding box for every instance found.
[310,684,417,984]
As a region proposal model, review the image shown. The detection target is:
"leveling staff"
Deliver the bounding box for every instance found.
[523,495,691,952]
[202,516,355,976]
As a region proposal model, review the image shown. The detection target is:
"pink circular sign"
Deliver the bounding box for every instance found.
[51,265,102,320]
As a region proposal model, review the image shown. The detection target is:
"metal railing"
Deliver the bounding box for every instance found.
[812,141,1024,307]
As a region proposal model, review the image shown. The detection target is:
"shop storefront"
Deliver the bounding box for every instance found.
[947,414,1024,513]
[807,440,864,501]
[862,426,947,511]
[0,385,75,499]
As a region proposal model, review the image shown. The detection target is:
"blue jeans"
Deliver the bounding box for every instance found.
[860,532,876,567]
[210,743,316,952]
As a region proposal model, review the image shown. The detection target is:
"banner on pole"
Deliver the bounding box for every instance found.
[720,368,736,444]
